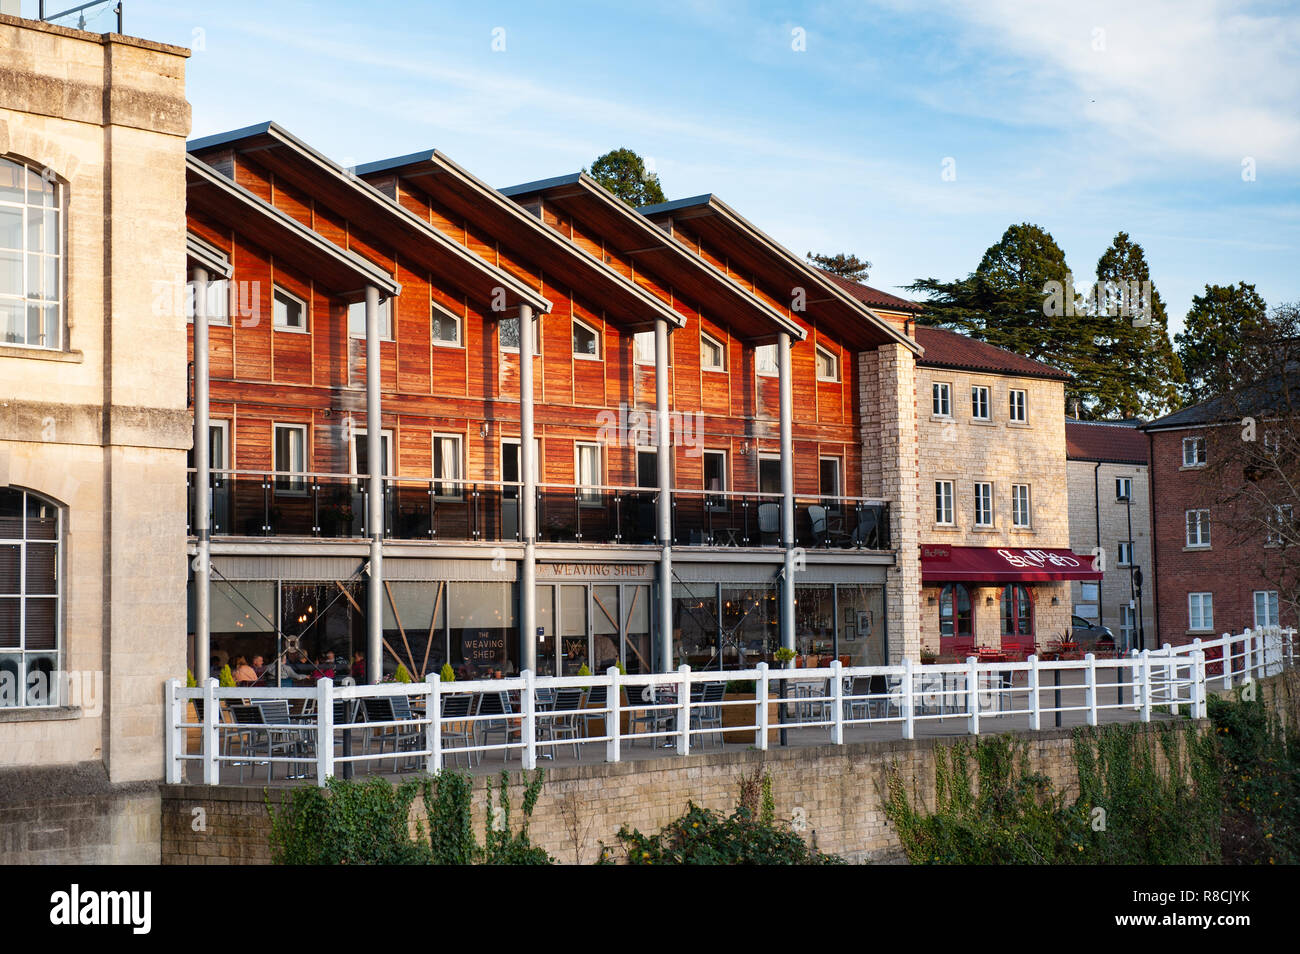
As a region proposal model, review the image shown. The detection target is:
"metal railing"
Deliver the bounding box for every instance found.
[165,627,1295,786]
[186,469,891,550]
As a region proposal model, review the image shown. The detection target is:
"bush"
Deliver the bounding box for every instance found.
[394,663,412,683]
[440,663,455,683]
[217,664,235,688]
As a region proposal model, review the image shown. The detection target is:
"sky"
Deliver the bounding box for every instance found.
[46,0,1300,336]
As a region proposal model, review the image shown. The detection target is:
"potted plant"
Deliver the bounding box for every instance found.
[919,649,938,666]
[393,663,412,683]
[440,662,455,683]
[217,664,235,688]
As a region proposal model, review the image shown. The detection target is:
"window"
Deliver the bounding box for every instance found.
[1188,592,1214,631]
[703,450,727,508]
[576,442,602,503]
[700,332,725,371]
[935,481,954,525]
[755,344,778,377]
[932,382,951,417]
[1120,605,1136,645]
[971,386,991,420]
[1011,484,1031,528]
[1001,585,1034,641]
[1254,590,1280,629]
[758,454,781,495]
[572,318,601,359]
[1185,509,1211,548]
[815,345,839,382]
[1182,436,1206,467]
[0,488,61,707]
[0,157,62,350]
[939,583,972,642]
[633,330,655,365]
[187,279,229,326]
[273,286,306,331]
[636,448,659,489]
[347,298,392,339]
[1118,540,1133,566]
[1008,389,1027,423]
[273,424,307,493]
[819,457,842,501]
[974,482,993,527]
[1267,504,1292,546]
[1115,477,1132,501]
[430,302,462,347]
[432,433,463,499]
[350,429,393,492]
[499,315,539,354]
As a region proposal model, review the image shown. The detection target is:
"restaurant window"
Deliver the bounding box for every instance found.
[572,318,601,359]
[1000,584,1033,640]
[1182,436,1206,467]
[1011,483,1031,528]
[1188,592,1213,632]
[576,442,602,504]
[755,344,778,377]
[433,433,463,499]
[974,481,993,527]
[932,382,951,417]
[0,156,62,350]
[431,301,462,347]
[939,583,973,644]
[272,286,306,331]
[701,332,725,371]
[1185,509,1210,548]
[758,454,781,495]
[347,297,392,339]
[1254,590,1279,629]
[273,423,307,493]
[0,488,61,707]
[1115,477,1132,501]
[815,344,839,382]
[187,279,230,326]
[971,386,991,421]
[935,480,954,525]
[1008,388,1027,423]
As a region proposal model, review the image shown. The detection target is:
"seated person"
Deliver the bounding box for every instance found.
[231,655,257,687]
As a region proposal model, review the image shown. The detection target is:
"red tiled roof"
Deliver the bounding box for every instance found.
[1065,420,1149,464]
[818,269,925,313]
[913,325,1071,381]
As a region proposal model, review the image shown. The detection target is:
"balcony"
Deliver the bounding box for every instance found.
[187,470,891,550]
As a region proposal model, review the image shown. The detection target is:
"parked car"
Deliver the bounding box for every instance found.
[1071,616,1116,651]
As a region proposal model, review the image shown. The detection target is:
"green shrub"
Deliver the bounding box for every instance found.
[577,663,591,677]
[217,664,235,688]
[185,669,197,688]
[440,663,455,683]
[394,663,412,683]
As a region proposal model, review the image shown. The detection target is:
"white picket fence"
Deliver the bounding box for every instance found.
[165,627,1296,787]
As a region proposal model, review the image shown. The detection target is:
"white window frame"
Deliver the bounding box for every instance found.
[815,344,840,382]
[1008,388,1027,423]
[1117,540,1133,566]
[432,432,465,500]
[974,481,994,528]
[1185,509,1211,548]
[755,344,778,377]
[1120,605,1136,644]
[348,427,394,483]
[1182,436,1206,467]
[932,382,952,417]
[818,456,842,500]
[633,330,656,365]
[430,300,463,348]
[572,317,602,360]
[1188,592,1214,632]
[273,423,308,494]
[499,315,540,355]
[1115,477,1132,501]
[971,385,991,421]
[1011,483,1031,528]
[576,441,603,505]
[935,480,955,526]
[0,157,63,351]
[187,278,230,326]
[635,446,660,489]
[758,453,781,496]
[272,285,307,332]
[347,297,392,340]
[1254,590,1280,629]
[700,331,726,372]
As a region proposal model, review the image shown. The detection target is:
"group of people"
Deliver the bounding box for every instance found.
[214,650,367,686]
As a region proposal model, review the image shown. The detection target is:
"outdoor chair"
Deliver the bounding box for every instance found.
[546,688,586,760]
[844,675,872,723]
[757,502,780,547]
[623,682,661,745]
[806,505,851,548]
[690,681,726,749]
[227,703,306,782]
[849,507,881,549]
[255,699,314,779]
[440,692,478,767]
[361,696,423,773]
[477,691,520,762]
[580,683,609,740]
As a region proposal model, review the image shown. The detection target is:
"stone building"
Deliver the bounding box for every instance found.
[0,12,190,862]
[1065,419,1153,650]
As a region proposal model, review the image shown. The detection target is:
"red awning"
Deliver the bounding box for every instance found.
[921,545,1102,584]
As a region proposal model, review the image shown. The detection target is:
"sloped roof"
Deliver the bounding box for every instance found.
[1065,420,1149,464]
[1144,364,1300,431]
[913,325,1071,381]
[818,269,925,313]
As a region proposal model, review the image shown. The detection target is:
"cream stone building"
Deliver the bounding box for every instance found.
[0,12,189,862]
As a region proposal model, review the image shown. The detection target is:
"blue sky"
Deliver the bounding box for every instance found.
[55,0,1300,335]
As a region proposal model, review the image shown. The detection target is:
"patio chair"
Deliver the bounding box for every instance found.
[623,682,659,745]
[228,703,304,783]
[807,505,851,548]
[844,675,872,722]
[690,681,726,749]
[255,699,314,779]
[477,691,520,762]
[547,688,586,760]
[361,696,423,773]
[757,502,780,546]
[440,692,478,767]
[580,683,609,740]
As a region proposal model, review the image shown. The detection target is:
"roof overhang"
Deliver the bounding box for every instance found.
[639,194,921,354]
[186,232,233,280]
[186,155,399,300]
[500,172,805,345]
[355,150,685,333]
[188,123,549,315]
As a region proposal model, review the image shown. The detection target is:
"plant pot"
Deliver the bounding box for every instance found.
[722,692,781,744]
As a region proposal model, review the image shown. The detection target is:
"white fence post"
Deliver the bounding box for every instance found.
[1243,627,1255,683]
[202,677,219,785]
[425,673,442,775]
[756,662,770,751]
[1221,632,1233,689]
[1191,638,1203,716]
[902,657,915,740]
[1085,653,1098,726]
[522,669,537,770]
[830,660,844,744]
[165,679,182,785]
[1139,650,1151,722]
[1193,649,1207,719]
[317,677,333,784]
[605,667,621,763]
[677,665,691,756]
[966,656,980,736]
[1288,627,1296,671]
[1162,643,1178,715]
[1028,655,1041,731]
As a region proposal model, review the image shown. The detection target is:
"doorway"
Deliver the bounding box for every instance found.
[534,581,653,675]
